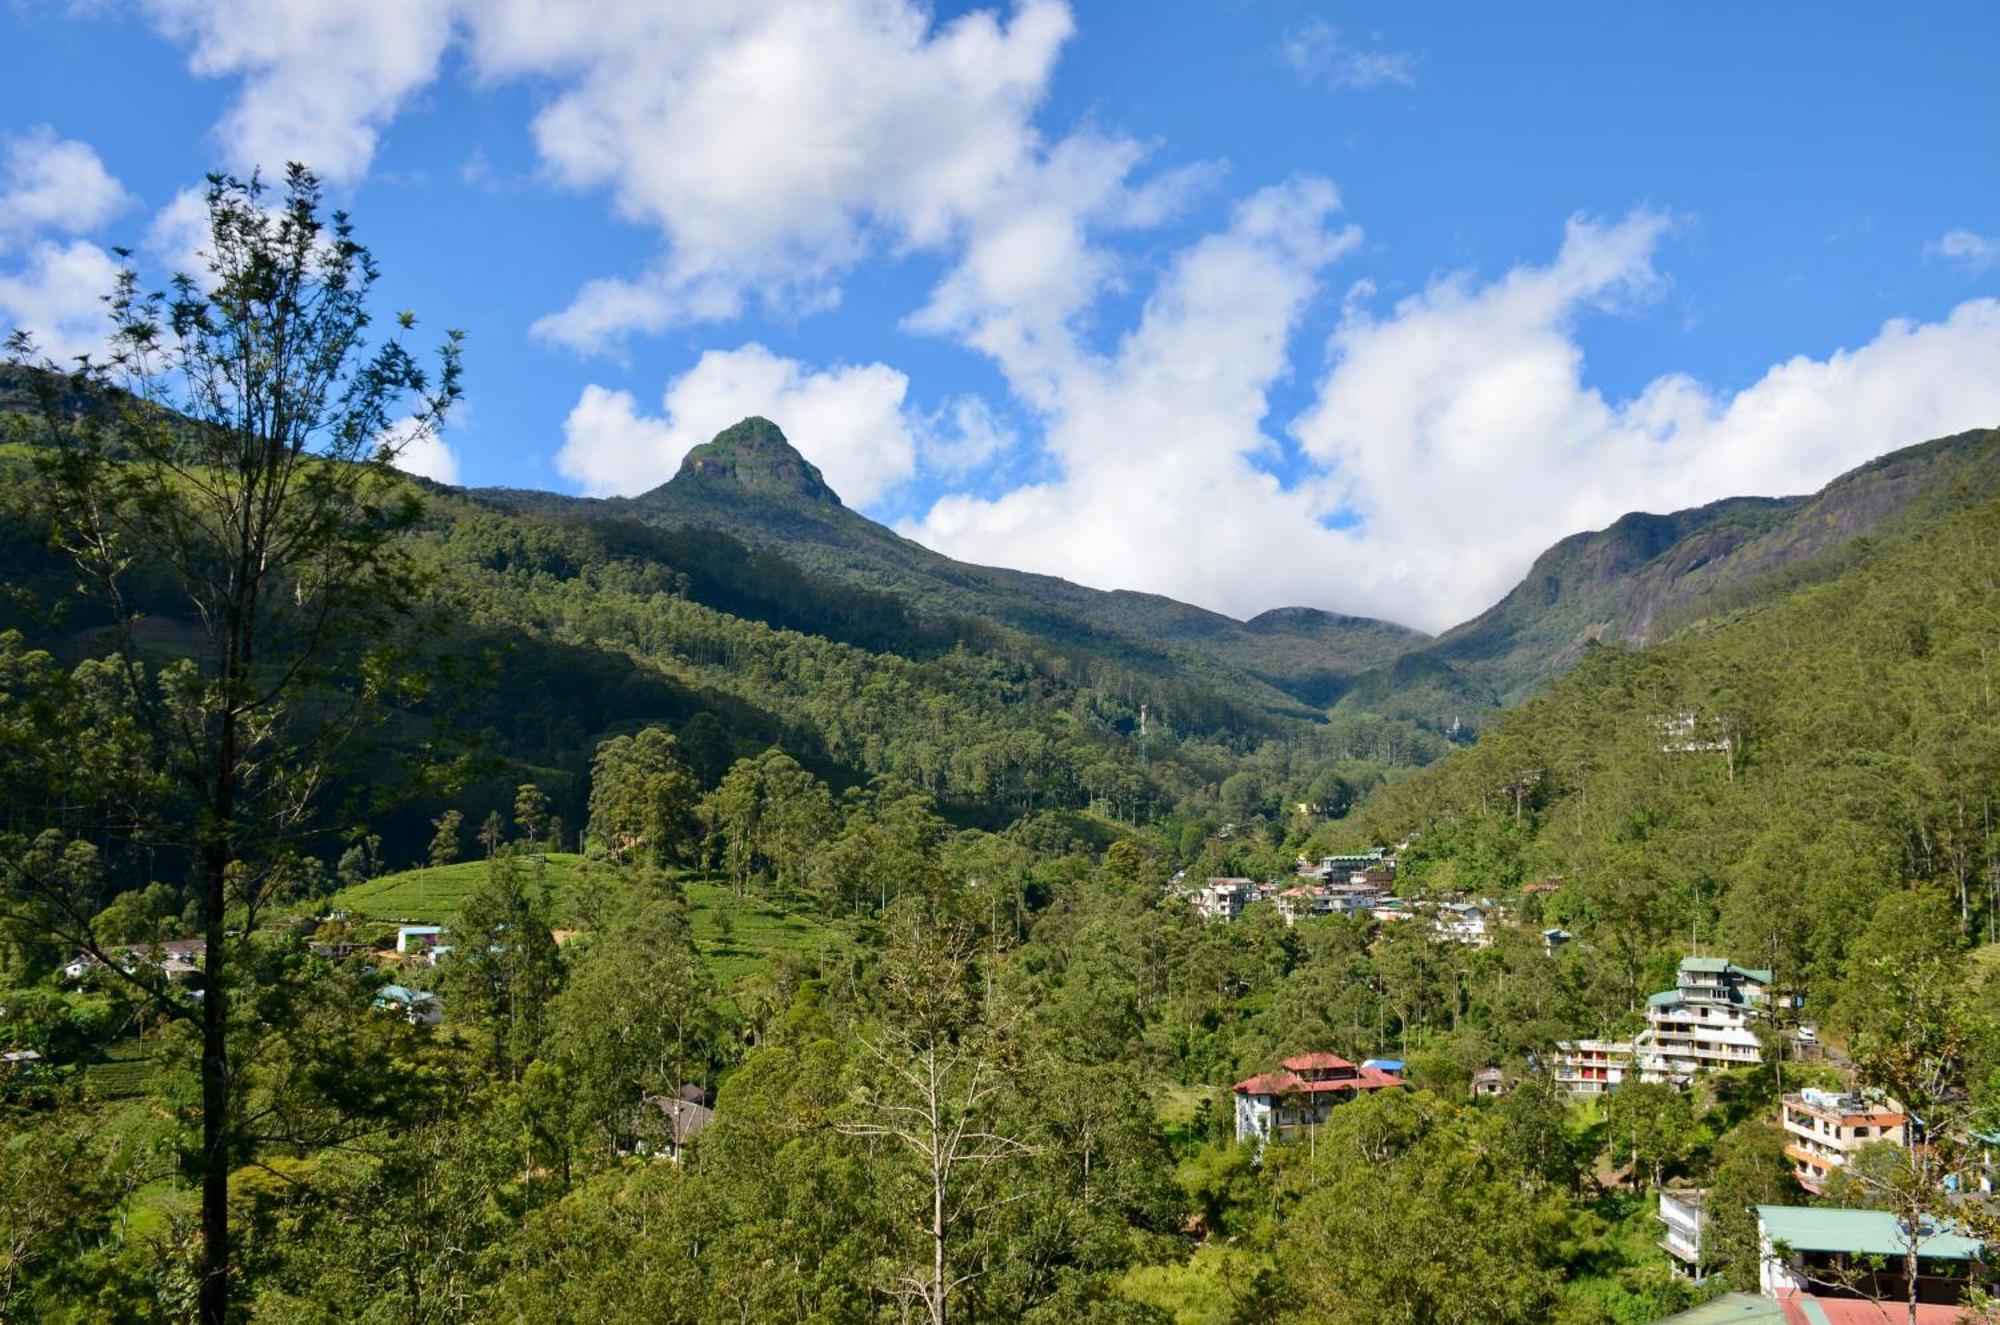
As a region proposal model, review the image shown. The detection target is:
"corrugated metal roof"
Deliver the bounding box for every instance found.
[1652,1291,1789,1323]
[1757,1205,1984,1260]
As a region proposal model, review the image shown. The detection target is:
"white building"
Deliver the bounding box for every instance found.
[1554,956,1769,1098]
[1643,957,1770,1081]
[1233,1053,1405,1144]
[1432,901,1492,947]
[396,924,445,954]
[1551,1038,1637,1098]
[1657,1188,1708,1280]
[1192,878,1259,921]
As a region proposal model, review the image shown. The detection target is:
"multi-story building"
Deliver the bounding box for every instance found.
[1554,955,1770,1097]
[1551,1038,1637,1097]
[1193,878,1258,922]
[1233,1053,1405,1144]
[1433,901,1492,947]
[1643,957,1770,1080]
[1272,885,1335,925]
[1656,1188,1709,1280]
[1780,1088,1908,1194]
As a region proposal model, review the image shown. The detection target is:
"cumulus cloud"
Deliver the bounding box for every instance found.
[0,130,127,358]
[1279,18,1418,92]
[556,344,920,504]
[465,0,1197,351]
[0,239,123,362]
[905,177,1366,612]
[139,0,458,182]
[1290,214,2000,626]
[1927,227,2000,273]
[908,206,2000,631]
[379,412,462,485]
[0,128,130,250]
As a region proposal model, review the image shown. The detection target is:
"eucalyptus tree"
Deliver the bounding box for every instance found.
[1,165,460,1324]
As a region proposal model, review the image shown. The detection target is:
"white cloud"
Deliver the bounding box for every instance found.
[1927,227,2000,273]
[0,128,130,250]
[464,0,1188,350]
[905,177,1367,613]
[1289,213,2000,627]
[139,0,458,182]
[0,239,122,362]
[907,205,2000,632]
[1279,19,1418,92]
[556,344,919,505]
[918,395,1018,477]
[379,412,462,485]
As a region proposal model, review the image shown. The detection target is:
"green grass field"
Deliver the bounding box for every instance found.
[330,854,844,990]
[330,853,592,924]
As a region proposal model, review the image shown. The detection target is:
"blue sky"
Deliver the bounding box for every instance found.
[2,1,1996,630]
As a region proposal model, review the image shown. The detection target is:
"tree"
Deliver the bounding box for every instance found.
[429,808,464,870]
[547,898,718,1153]
[1,166,459,1324]
[515,782,551,847]
[586,728,697,866]
[1603,1081,1697,1191]
[701,749,835,897]
[442,853,562,1081]
[479,809,507,858]
[839,901,1032,1325]
[1828,891,1994,1325]
[1274,1091,1559,1325]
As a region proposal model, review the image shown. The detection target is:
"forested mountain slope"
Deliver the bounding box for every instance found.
[475,417,1428,717]
[1409,426,2000,707]
[1352,486,2000,1000]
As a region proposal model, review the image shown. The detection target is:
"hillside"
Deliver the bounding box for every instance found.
[1351,486,2000,998]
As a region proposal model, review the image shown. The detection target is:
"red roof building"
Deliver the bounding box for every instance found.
[1233,1053,1405,1143]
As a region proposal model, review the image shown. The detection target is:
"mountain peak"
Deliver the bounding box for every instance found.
[672,417,841,507]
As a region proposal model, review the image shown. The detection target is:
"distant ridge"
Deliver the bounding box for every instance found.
[461,416,2000,731]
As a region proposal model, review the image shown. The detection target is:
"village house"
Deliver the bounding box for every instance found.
[1657,1188,1709,1280]
[1471,1066,1505,1098]
[372,984,443,1026]
[1370,897,1413,923]
[1232,1053,1405,1144]
[1757,1205,1986,1309]
[1271,885,1336,925]
[1192,878,1260,921]
[1552,1038,1637,1098]
[396,924,445,954]
[1779,1088,1908,1195]
[1543,927,1573,955]
[623,1087,716,1164]
[1432,900,1492,947]
[1646,957,1770,1079]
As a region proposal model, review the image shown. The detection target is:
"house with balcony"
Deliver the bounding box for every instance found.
[1193,878,1259,922]
[1643,957,1771,1081]
[1272,885,1337,925]
[1780,1088,1908,1194]
[1433,900,1493,947]
[1551,1037,1638,1098]
[1554,955,1770,1097]
[1657,1187,1709,1280]
[1233,1053,1405,1144]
